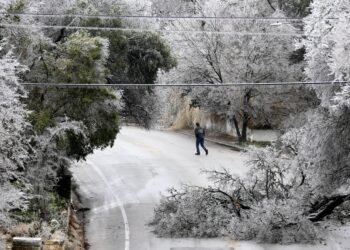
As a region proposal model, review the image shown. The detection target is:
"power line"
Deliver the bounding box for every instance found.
[1,12,345,22]
[0,23,305,37]
[21,81,348,88]
[0,12,306,22]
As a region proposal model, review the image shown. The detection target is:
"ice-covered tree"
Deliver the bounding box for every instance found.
[25,31,121,159]
[301,0,350,103]
[154,0,309,141]
[0,46,29,228]
[4,0,176,130]
[299,0,350,201]
[150,142,321,243]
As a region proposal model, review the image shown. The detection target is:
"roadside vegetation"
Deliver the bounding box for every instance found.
[0,0,176,243]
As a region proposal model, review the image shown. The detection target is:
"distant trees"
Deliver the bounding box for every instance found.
[265,0,312,17]
[152,0,312,141]
[107,32,176,127]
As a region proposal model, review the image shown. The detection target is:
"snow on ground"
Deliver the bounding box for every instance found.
[0,236,4,250]
[325,221,350,250]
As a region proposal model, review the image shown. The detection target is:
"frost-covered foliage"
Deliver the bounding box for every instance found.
[0,0,175,239]
[151,186,234,238]
[0,47,29,228]
[302,0,349,81]
[151,1,350,243]
[55,31,109,84]
[24,30,110,84]
[332,84,350,113]
[0,42,70,229]
[151,143,323,243]
[300,0,350,196]
[0,0,121,232]
[29,121,85,187]
[153,0,314,140]
[0,50,27,176]
[302,0,350,104]
[24,120,86,221]
[157,0,301,84]
[2,0,176,130]
[151,0,311,18]
[296,110,350,196]
[23,29,121,159]
[151,120,347,243]
[0,184,28,227]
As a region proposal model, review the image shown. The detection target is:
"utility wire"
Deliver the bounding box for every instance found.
[21,81,348,88]
[0,23,305,37]
[0,12,307,21]
[0,12,344,21]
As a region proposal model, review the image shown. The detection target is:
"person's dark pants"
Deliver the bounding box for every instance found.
[196,137,207,154]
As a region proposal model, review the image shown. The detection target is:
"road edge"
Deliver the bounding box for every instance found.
[172,130,245,152]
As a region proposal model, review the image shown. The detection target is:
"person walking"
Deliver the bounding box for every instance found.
[194,122,208,155]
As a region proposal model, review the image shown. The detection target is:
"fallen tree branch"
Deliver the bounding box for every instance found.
[308,194,350,222]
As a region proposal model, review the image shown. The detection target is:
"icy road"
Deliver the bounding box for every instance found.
[72,127,341,250]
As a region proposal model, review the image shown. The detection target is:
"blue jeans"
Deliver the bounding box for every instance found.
[196,137,207,154]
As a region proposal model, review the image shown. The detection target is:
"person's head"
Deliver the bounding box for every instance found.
[195,122,200,127]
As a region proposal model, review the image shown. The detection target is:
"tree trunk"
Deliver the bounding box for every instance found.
[231,115,241,140]
[277,0,283,10]
[309,194,350,222]
[266,0,276,11]
[240,89,252,143]
[240,112,249,143]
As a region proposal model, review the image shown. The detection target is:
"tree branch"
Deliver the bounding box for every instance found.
[266,0,276,11]
[309,194,350,222]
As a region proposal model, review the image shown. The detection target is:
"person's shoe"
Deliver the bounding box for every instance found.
[205,149,209,155]
[195,153,200,155]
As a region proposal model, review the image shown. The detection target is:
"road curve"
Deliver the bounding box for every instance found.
[71,127,332,250]
[72,126,248,250]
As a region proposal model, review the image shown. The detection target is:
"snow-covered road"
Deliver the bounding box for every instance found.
[72,127,341,250]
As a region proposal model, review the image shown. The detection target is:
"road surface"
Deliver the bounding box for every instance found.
[72,127,338,250]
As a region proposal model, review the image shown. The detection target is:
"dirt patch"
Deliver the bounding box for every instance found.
[69,181,90,250]
[67,208,85,250]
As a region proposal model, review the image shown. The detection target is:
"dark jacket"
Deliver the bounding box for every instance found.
[194,127,205,139]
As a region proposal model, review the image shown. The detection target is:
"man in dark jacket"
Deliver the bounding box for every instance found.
[194,122,208,155]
